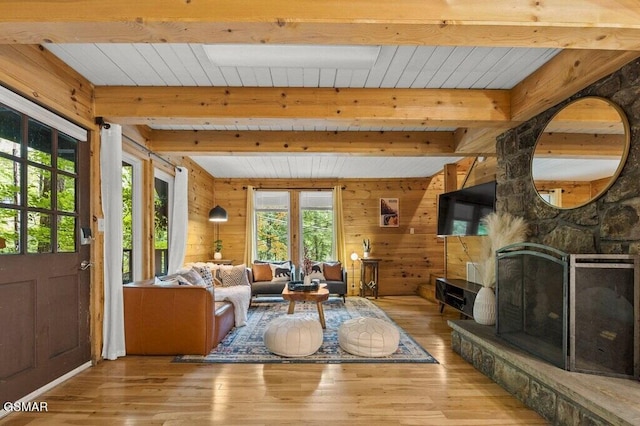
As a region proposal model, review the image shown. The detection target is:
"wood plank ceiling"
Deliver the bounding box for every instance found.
[2,1,640,179]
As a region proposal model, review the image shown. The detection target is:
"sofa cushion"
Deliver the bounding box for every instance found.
[192,265,214,286]
[219,264,251,287]
[323,262,343,281]
[179,268,206,286]
[307,262,325,281]
[156,274,184,285]
[158,268,204,286]
[252,263,272,282]
[270,262,292,282]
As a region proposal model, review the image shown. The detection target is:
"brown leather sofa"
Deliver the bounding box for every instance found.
[123,281,235,355]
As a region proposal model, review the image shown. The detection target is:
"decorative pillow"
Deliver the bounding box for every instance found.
[156,274,182,285]
[177,268,205,286]
[252,263,273,282]
[191,265,214,286]
[323,262,343,281]
[219,264,251,287]
[158,273,190,286]
[307,262,325,281]
[270,263,292,282]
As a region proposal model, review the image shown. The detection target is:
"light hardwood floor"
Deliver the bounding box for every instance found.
[1,296,547,425]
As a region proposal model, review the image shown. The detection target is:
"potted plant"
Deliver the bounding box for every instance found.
[362,238,371,258]
[213,239,223,260]
[474,212,528,325]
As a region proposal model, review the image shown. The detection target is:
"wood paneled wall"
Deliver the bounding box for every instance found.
[212,176,447,296]
[443,161,495,282]
[444,236,486,280]
[181,159,218,264]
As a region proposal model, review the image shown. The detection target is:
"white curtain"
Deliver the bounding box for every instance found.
[243,186,255,266]
[168,167,188,273]
[100,124,126,360]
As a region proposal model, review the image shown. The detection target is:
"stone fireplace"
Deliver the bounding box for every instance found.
[448,58,640,424]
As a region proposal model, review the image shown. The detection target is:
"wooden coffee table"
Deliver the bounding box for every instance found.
[281,285,330,328]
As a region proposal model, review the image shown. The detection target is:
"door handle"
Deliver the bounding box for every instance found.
[79,260,93,270]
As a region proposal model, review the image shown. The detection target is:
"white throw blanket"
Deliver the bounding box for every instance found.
[214,285,251,327]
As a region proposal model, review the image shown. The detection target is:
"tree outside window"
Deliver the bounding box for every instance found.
[255,191,290,261]
[154,176,169,276]
[300,191,334,261]
[122,161,134,283]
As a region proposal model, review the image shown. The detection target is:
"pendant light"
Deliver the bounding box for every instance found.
[208,205,228,222]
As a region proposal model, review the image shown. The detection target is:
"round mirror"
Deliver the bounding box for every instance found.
[531,97,630,209]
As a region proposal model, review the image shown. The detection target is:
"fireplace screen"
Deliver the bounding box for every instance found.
[570,255,638,379]
[496,243,569,370]
[496,243,639,379]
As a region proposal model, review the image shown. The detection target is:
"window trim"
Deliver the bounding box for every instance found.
[252,189,337,265]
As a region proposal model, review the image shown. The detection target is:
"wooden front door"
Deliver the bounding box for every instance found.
[0,105,91,404]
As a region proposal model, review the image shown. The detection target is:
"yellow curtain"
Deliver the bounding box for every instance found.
[243,186,255,266]
[333,185,346,263]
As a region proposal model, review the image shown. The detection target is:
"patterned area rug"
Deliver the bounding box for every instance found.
[174,296,438,364]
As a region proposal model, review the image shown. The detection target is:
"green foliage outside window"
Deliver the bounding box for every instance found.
[256,211,289,261]
[122,163,134,282]
[0,109,78,254]
[154,177,169,276]
[301,209,333,261]
[122,163,133,252]
[154,178,169,251]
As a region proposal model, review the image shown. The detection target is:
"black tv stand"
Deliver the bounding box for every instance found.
[435,277,482,319]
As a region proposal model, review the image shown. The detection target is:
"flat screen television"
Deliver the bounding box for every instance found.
[437,181,496,236]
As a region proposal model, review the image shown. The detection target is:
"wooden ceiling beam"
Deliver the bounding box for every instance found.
[3,1,640,50]
[440,49,639,154]
[95,86,511,127]
[453,127,511,155]
[148,130,458,156]
[511,49,640,121]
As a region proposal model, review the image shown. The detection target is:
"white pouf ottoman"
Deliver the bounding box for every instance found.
[338,317,400,357]
[264,315,324,357]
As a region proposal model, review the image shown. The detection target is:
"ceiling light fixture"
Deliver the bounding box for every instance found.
[204,44,381,69]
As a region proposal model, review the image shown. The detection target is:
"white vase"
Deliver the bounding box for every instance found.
[214,252,222,260]
[363,251,370,258]
[473,286,496,325]
[303,275,311,285]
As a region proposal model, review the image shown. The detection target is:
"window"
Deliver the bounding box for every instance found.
[0,104,79,255]
[122,154,143,283]
[154,169,172,276]
[254,191,290,261]
[300,191,334,261]
[253,189,336,264]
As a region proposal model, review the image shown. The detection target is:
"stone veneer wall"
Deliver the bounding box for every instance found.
[497,58,640,254]
[454,59,640,425]
[449,321,640,425]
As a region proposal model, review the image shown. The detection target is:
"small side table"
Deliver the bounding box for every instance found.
[360,258,381,298]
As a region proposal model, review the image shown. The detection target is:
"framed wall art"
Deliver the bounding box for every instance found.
[380,198,399,227]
